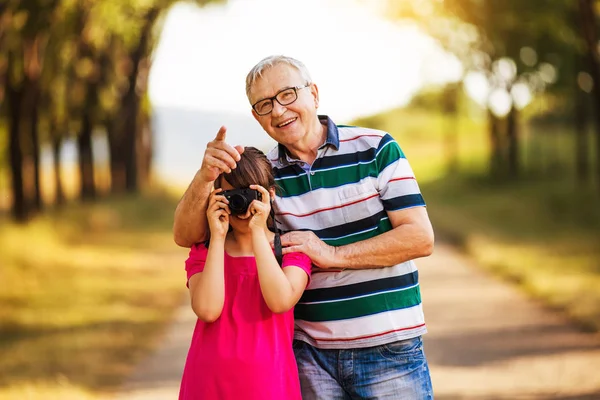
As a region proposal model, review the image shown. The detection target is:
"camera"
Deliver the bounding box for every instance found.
[221,187,262,215]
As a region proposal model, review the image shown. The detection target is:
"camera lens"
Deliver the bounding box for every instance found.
[229,194,248,214]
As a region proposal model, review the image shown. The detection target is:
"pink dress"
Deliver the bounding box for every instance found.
[179,243,312,400]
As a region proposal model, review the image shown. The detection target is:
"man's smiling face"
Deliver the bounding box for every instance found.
[249,63,319,149]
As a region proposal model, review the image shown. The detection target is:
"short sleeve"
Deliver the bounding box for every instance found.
[185,242,209,286]
[281,252,312,283]
[376,133,426,211]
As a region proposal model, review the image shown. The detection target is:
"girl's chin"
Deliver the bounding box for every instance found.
[229,218,251,231]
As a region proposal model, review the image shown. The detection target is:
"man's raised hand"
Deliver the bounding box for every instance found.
[198,126,245,183]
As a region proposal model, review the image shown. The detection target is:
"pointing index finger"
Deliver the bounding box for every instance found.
[213,126,242,162]
[215,126,227,142]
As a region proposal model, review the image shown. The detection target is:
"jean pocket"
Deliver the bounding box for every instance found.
[377,337,424,363]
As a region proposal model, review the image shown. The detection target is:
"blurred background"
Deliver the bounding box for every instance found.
[0,0,599,399]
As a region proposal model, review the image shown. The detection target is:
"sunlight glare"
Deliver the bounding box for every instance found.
[149,0,456,122]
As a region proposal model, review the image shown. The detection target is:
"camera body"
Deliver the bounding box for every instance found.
[221,187,262,215]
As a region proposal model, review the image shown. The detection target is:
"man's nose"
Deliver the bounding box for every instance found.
[271,100,286,117]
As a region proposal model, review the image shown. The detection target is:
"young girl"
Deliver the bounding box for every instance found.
[178,147,312,400]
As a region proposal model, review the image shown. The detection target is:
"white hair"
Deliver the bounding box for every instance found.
[245,55,313,102]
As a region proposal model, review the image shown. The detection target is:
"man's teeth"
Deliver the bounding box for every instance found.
[278,118,296,127]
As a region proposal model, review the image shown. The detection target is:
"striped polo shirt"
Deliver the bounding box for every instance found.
[268,115,428,349]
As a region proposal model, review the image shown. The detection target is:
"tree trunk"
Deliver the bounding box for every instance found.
[574,88,589,183]
[137,108,153,188]
[6,53,27,222]
[78,113,95,200]
[488,110,503,179]
[76,10,103,201]
[442,83,459,174]
[111,7,160,193]
[506,106,519,179]
[51,133,65,206]
[124,101,139,193]
[135,54,154,189]
[30,82,42,211]
[0,4,8,33]
[108,121,127,193]
[78,65,100,201]
[578,0,600,191]
[22,35,47,214]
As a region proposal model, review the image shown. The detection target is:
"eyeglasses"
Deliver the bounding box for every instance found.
[251,84,310,116]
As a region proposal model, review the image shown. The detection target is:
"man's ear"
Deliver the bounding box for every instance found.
[311,83,320,108]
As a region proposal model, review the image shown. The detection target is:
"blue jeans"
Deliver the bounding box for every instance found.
[293,336,433,399]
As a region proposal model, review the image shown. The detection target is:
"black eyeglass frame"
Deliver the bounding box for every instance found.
[251,84,311,116]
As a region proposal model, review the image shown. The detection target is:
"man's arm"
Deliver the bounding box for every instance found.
[173,172,214,247]
[173,126,243,247]
[279,206,434,269]
[332,206,434,269]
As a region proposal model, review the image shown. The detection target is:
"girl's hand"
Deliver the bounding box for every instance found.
[206,188,230,239]
[248,185,271,232]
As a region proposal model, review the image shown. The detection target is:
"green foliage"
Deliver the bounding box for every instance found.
[0,0,229,219]
[387,0,592,114]
[353,105,488,181]
[1,0,227,135]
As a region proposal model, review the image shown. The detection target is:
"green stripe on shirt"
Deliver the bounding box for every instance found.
[294,285,422,322]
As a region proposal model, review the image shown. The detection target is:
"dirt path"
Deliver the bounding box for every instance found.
[419,245,600,399]
[113,243,600,399]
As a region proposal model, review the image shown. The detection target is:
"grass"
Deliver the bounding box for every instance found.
[354,107,600,331]
[0,190,189,399]
[422,177,600,331]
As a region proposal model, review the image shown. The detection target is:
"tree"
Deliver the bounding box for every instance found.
[388,0,592,181]
[0,0,227,222]
[4,0,60,220]
[577,0,600,190]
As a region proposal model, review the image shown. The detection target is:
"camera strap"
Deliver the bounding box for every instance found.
[274,232,283,266]
[270,207,283,266]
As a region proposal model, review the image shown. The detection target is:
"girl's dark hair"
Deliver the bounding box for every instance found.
[210,147,282,261]
[214,146,275,191]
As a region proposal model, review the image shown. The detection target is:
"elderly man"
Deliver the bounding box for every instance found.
[174,55,435,399]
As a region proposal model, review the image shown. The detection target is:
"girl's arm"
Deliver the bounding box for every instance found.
[188,239,226,322]
[187,189,230,322]
[248,184,310,313]
[252,230,309,313]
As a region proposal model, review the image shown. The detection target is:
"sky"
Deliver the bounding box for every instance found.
[148,0,462,123]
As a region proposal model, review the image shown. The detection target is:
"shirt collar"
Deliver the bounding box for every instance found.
[277,115,339,164]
